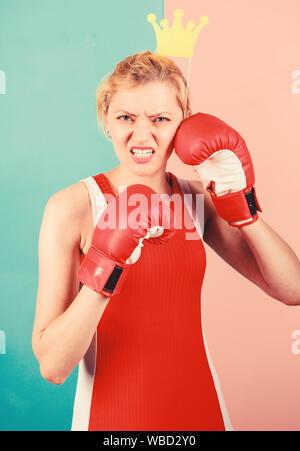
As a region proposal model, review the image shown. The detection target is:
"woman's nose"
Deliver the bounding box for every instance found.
[132,118,154,140]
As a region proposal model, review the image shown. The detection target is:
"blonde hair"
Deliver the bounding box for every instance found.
[96,51,192,139]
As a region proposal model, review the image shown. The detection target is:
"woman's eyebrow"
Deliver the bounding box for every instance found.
[147,111,173,117]
[114,110,172,116]
[114,109,137,116]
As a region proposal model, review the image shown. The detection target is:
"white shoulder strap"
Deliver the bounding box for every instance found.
[80,177,108,226]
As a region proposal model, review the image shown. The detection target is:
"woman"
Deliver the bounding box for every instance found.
[32,51,300,431]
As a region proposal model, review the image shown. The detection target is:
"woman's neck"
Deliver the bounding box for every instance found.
[103,166,172,196]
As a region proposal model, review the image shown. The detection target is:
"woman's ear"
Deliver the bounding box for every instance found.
[103,107,108,130]
[103,107,111,137]
[103,107,112,140]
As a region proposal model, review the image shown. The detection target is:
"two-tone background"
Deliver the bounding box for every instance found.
[0,0,299,431]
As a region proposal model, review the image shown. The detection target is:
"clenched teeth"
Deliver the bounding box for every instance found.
[131,148,154,157]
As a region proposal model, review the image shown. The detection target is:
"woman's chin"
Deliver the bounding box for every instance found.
[124,159,166,177]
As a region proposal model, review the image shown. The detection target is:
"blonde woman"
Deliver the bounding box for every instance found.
[32,51,300,431]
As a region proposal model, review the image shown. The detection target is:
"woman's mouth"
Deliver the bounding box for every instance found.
[130,147,155,164]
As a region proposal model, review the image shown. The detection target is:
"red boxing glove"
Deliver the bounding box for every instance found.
[174,112,262,227]
[78,184,175,297]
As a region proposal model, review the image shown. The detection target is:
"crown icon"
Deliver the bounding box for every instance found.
[147,9,209,58]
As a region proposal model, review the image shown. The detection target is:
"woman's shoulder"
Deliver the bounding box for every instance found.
[47,179,91,217]
[43,179,93,249]
[175,177,204,194]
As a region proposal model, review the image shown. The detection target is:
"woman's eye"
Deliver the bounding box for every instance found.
[118,115,131,121]
[155,117,169,122]
[116,115,169,122]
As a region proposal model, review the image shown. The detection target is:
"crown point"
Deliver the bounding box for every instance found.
[174,9,184,17]
[187,20,195,31]
[200,16,210,25]
[160,19,169,29]
[147,13,157,24]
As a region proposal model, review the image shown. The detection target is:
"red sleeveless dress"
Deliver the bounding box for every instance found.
[73,172,227,431]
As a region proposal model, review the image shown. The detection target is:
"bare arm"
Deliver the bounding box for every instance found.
[188,180,300,306]
[238,217,300,305]
[32,184,109,385]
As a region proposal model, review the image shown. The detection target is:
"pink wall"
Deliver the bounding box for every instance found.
[165,0,300,430]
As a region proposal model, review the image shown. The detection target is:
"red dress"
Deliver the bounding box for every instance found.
[71,172,231,431]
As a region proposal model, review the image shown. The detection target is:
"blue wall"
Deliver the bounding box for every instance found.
[0,0,163,431]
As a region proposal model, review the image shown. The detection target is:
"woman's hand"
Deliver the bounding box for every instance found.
[78,184,175,297]
[174,112,262,228]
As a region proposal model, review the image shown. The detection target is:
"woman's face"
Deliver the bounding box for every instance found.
[104,81,184,176]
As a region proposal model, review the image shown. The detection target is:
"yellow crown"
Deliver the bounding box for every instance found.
[147,9,209,58]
